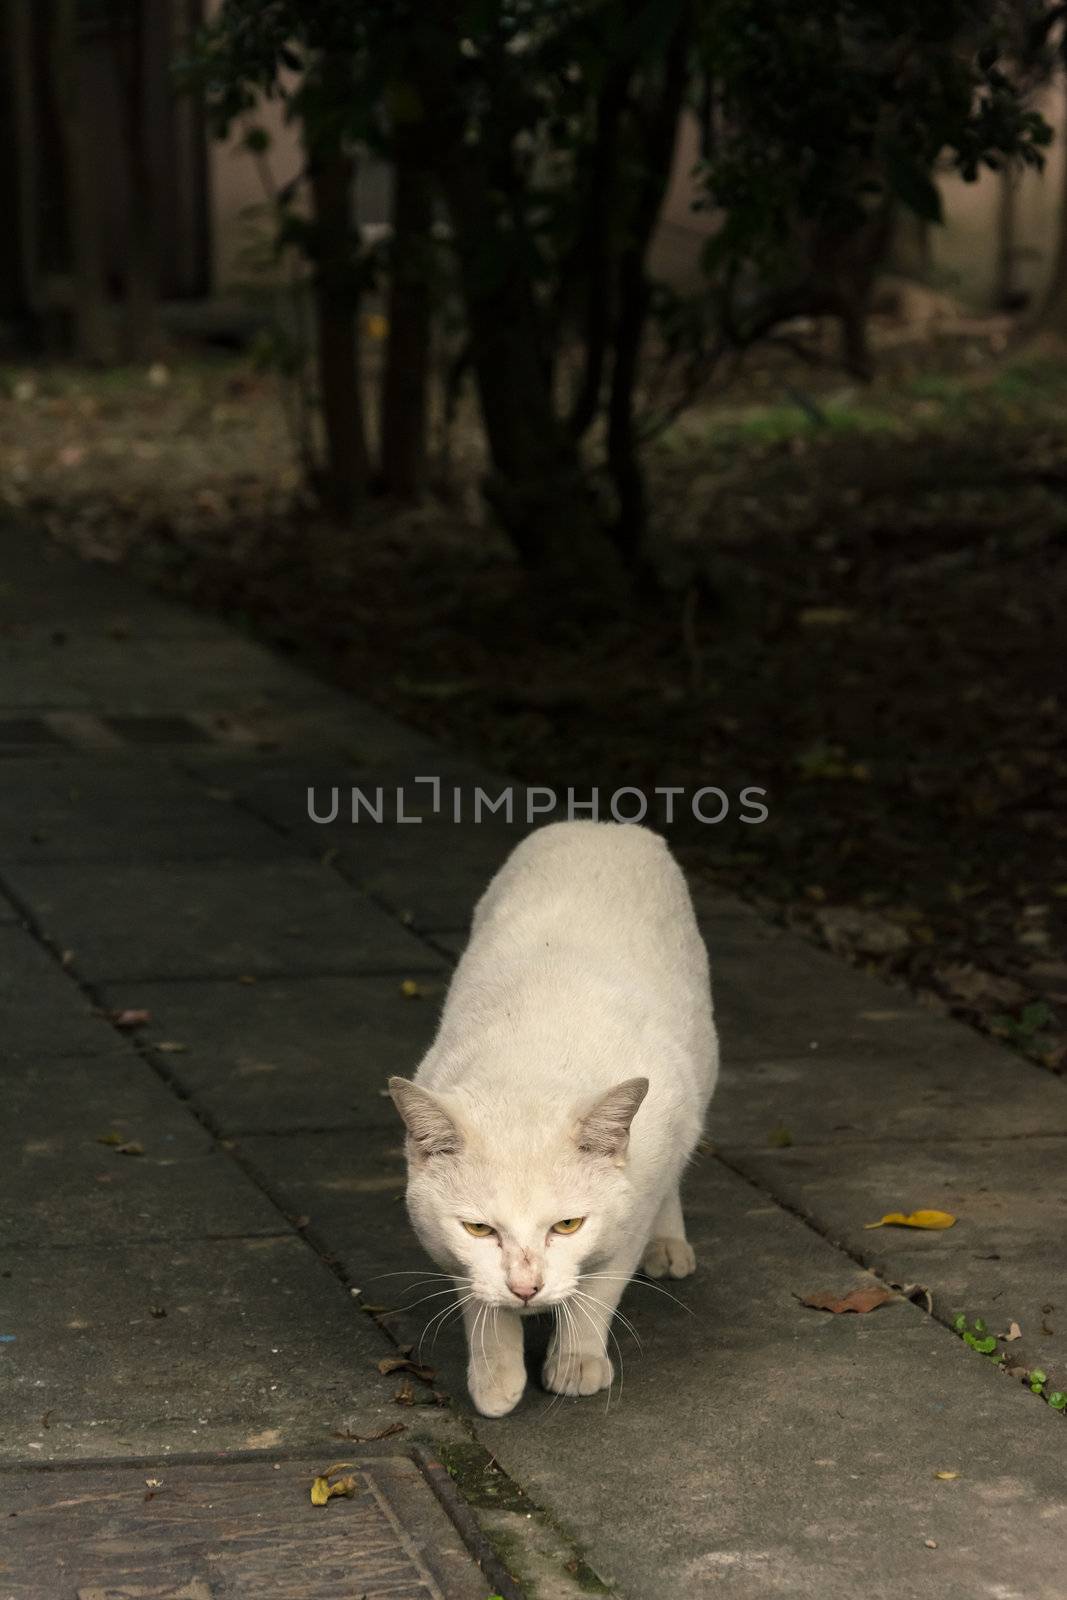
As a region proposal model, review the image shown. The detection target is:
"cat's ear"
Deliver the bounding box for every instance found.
[575,1076,649,1164]
[388,1077,462,1158]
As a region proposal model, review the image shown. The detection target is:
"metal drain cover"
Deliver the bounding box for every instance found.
[0,1455,493,1599]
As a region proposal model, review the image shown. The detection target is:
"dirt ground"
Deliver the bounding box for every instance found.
[2,327,1064,1078]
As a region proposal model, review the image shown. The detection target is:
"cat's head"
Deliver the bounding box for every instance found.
[388,1075,648,1308]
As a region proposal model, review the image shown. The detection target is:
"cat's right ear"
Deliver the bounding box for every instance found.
[575,1076,649,1164]
[388,1078,462,1159]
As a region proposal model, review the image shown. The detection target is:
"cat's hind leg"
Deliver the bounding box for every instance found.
[463,1297,527,1417]
[641,1186,696,1278]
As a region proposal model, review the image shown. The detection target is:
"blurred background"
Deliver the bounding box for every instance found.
[1,0,1064,1078]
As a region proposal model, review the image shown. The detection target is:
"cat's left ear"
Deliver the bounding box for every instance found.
[388,1077,463,1159]
[575,1077,649,1165]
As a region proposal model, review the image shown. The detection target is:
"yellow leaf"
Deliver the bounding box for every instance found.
[934,1470,959,1480]
[864,1210,956,1230]
[310,1462,358,1506]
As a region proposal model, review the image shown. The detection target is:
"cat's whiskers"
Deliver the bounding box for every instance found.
[573,1285,642,1351]
[580,1271,695,1314]
[397,1283,475,1315]
[367,1270,468,1283]
[429,1296,470,1353]
[418,1289,474,1359]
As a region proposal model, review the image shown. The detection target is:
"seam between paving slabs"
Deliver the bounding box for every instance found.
[0,870,606,1598]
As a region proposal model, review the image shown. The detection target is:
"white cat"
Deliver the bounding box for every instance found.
[389,820,718,1417]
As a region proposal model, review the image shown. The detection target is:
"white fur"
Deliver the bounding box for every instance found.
[389,820,718,1416]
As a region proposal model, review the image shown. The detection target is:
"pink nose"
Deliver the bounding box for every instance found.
[509,1282,540,1304]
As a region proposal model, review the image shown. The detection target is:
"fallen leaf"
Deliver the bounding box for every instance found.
[864,1210,956,1230]
[310,1473,357,1506]
[924,1539,938,1549]
[377,1355,437,1381]
[798,606,856,627]
[799,1286,895,1315]
[934,1471,959,1480]
[1000,1321,1022,1343]
[110,1008,151,1030]
[332,1421,407,1443]
[394,1377,416,1406]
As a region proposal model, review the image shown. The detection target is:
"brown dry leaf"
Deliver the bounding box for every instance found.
[110,1008,151,1030]
[799,1286,895,1315]
[864,1210,956,1230]
[377,1355,436,1382]
[394,1377,416,1406]
[1000,1321,1022,1343]
[332,1421,407,1443]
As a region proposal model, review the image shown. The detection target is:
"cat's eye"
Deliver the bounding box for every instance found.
[551,1217,585,1235]
[462,1221,495,1237]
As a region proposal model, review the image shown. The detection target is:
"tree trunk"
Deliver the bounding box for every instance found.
[306,142,368,517]
[114,0,159,360]
[1034,73,1067,333]
[51,0,112,362]
[436,145,626,594]
[3,0,42,336]
[379,138,433,499]
[606,5,691,568]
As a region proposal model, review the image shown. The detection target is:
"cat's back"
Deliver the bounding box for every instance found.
[424,821,716,1107]
[472,820,704,972]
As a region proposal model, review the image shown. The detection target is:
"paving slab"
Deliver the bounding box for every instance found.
[730,1135,1067,1392]
[0,756,285,862]
[0,633,348,716]
[2,1055,285,1246]
[231,1130,1067,1600]
[0,1236,403,1463]
[3,860,446,980]
[711,1033,1067,1147]
[0,925,108,1057]
[0,1454,491,1600]
[0,521,233,638]
[186,762,540,927]
[95,975,443,1135]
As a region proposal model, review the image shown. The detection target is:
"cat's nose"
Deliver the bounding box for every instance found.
[509,1282,540,1304]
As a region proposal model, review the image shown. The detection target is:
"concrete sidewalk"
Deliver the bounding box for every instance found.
[1,520,1064,1600]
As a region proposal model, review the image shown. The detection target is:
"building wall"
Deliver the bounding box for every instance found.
[206,60,1067,314]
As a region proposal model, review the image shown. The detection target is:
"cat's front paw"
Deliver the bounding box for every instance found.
[542,1343,614,1397]
[642,1235,696,1278]
[468,1358,527,1417]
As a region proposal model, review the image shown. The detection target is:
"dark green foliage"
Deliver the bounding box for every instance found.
[186,1,1053,573]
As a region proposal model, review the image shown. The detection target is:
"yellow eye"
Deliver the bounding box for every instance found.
[462,1221,495,1237]
[551,1217,585,1235]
